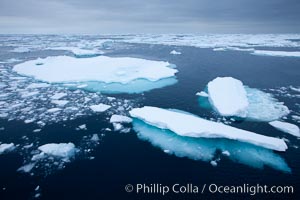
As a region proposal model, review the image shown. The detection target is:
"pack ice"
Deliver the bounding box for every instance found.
[13,56,178,93]
[129,106,287,151]
[199,77,289,121]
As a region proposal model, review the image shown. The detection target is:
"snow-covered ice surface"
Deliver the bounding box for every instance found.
[269,121,300,137]
[207,77,249,117]
[198,77,290,121]
[132,119,291,173]
[129,106,287,151]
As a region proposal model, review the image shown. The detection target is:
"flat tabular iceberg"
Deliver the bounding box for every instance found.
[13,56,177,84]
[269,121,300,137]
[132,119,290,173]
[129,106,287,151]
[207,77,249,117]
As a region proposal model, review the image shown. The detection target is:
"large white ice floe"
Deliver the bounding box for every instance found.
[207,77,249,117]
[132,119,291,173]
[13,56,177,84]
[0,143,15,154]
[252,50,300,57]
[38,143,76,158]
[198,77,289,121]
[269,121,300,137]
[129,106,288,151]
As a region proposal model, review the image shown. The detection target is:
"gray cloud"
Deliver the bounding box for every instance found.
[0,0,299,34]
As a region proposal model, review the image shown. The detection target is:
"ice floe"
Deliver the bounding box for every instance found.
[13,55,178,94]
[38,143,76,159]
[90,104,111,112]
[13,56,177,84]
[129,106,288,151]
[132,119,291,173]
[198,77,290,121]
[252,50,300,57]
[269,121,300,137]
[0,143,15,154]
[109,115,132,123]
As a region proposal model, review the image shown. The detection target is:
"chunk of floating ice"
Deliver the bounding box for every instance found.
[199,77,289,121]
[269,121,300,137]
[196,91,208,97]
[207,77,249,118]
[17,163,35,173]
[91,134,100,142]
[112,123,123,131]
[129,106,288,151]
[132,119,291,173]
[13,56,177,84]
[38,143,76,158]
[26,83,49,89]
[221,150,230,156]
[109,115,132,123]
[51,100,69,107]
[77,124,87,130]
[90,104,111,112]
[170,50,181,55]
[210,160,218,167]
[252,50,300,57]
[51,93,67,100]
[0,143,15,154]
[47,108,62,113]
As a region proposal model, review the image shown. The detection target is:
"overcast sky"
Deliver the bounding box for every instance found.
[0,0,299,34]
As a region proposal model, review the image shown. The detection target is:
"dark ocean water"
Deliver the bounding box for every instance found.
[0,39,300,200]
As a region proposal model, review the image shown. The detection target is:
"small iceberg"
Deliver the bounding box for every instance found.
[269,121,300,137]
[129,106,288,151]
[198,77,289,121]
[13,56,178,94]
[207,77,249,117]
